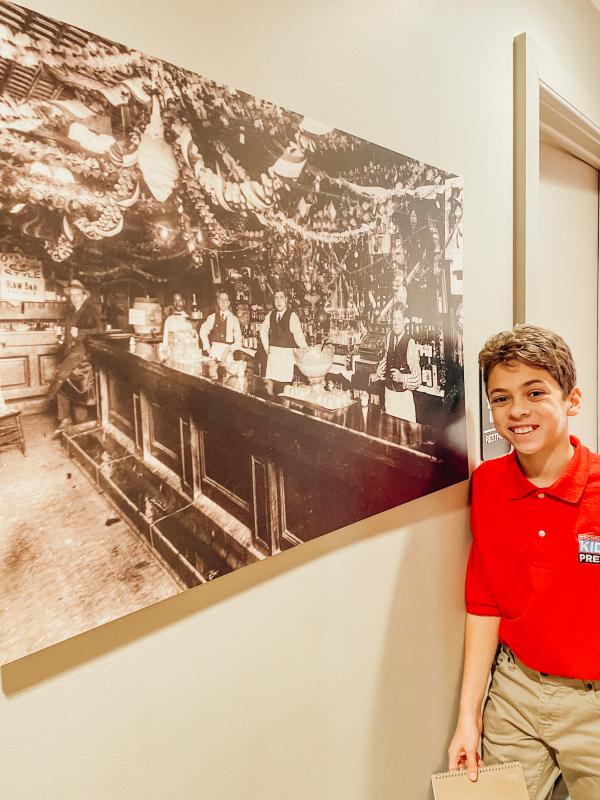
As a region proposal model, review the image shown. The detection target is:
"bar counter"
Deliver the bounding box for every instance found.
[88,335,468,560]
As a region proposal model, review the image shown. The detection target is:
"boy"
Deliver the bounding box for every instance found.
[448,324,600,800]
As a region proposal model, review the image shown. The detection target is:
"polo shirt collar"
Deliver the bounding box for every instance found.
[507,435,590,503]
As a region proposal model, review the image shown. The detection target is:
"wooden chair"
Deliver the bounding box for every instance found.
[0,409,27,456]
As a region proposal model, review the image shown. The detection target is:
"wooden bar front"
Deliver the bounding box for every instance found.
[89,336,467,556]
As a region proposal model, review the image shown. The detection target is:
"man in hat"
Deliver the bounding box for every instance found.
[47,279,102,429]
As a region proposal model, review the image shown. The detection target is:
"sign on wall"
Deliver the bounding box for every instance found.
[479,370,511,461]
[0,252,45,302]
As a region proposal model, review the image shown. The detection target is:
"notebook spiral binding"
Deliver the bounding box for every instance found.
[433,762,520,780]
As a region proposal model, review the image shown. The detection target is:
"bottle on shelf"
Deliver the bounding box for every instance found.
[191,293,201,320]
[420,348,428,386]
[431,354,438,390]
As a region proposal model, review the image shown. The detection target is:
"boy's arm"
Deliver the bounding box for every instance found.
[447,612,500,780]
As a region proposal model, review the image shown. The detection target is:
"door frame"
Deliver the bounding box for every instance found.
[514,32,600,447]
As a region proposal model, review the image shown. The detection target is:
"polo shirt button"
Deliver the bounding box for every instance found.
[537,493,545,499]
[538,530,546,537]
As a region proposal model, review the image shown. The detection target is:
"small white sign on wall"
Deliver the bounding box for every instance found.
[0,252,45,302]
[128,307,147,326]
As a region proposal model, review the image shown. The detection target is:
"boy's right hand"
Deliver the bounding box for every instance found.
[447,715,483,781]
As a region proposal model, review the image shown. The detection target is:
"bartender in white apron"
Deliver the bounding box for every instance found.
[370,303,420,422]
[162,292,193,347]
[259,289,308,383]
[200,290,242,360]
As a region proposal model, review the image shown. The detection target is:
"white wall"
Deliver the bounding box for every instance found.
[2,1,600,798]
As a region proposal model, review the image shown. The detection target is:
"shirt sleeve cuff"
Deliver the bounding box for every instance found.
[465,601,501,616]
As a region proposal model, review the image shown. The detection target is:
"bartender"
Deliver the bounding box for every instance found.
[369,303,420,422]
[162,292,193,349]
[259,289,308,385]
[199,290,242,360]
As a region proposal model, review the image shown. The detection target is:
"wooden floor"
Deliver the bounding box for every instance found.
[0,413,181,665]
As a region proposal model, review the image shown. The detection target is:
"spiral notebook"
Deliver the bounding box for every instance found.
[431,762,529,799]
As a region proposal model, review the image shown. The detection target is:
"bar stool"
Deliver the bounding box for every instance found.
[0,409,27,456]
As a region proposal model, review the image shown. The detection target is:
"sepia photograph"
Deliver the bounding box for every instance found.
[0,0,467,664]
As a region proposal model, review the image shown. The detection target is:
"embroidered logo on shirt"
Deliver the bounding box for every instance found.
[578,533,600,564]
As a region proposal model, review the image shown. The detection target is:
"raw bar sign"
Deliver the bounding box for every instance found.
[0,252,45,301]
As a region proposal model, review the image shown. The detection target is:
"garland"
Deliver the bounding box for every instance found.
[0,128,112,180]
[0,14,461,275]
[328,176,444,202]
[0,164,124,238]
[258,210,376,244]
[44,234,73,262]
[82,264,167,281]
[0,23,145,78]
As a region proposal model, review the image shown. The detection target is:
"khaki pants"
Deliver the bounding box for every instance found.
[483,646,600,800]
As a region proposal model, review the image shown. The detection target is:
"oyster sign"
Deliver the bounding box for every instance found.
[0,251,45,301]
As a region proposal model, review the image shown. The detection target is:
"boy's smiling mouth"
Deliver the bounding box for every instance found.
[509,425,539,435]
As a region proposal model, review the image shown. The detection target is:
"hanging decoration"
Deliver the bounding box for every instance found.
[137,95,179,202]
[0,2,455,301]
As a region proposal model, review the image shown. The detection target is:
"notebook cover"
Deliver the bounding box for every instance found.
[431,762,529,799]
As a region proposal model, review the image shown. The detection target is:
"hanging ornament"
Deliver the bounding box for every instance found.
[297,196,311,219]
[272,143,306,179]
[137,95,179,202]
[114,181,140,209]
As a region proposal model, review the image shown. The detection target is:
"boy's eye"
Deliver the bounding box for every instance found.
[529,390,545,398]
[491,396,508,404]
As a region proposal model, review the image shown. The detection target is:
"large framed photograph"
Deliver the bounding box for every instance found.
[0,0,467,664]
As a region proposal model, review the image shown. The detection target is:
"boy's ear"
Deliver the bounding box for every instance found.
[567,386,583,417]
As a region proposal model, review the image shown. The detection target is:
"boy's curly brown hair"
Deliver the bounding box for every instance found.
[479,324,576,397]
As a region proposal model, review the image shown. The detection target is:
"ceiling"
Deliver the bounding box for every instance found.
[0,0,96,101]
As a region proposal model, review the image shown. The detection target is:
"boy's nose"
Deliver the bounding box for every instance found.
[508,403,529,419]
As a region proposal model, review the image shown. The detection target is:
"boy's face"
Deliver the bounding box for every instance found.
[487,361,581,458]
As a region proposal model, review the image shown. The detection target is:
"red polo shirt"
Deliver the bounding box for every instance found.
[466,436,600,679]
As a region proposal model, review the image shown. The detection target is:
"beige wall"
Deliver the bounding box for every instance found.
[2,1,600,798]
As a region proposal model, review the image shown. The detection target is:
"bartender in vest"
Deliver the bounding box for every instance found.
[369,303,420,422]
[259,289,308,385]
[200,290,242,360]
